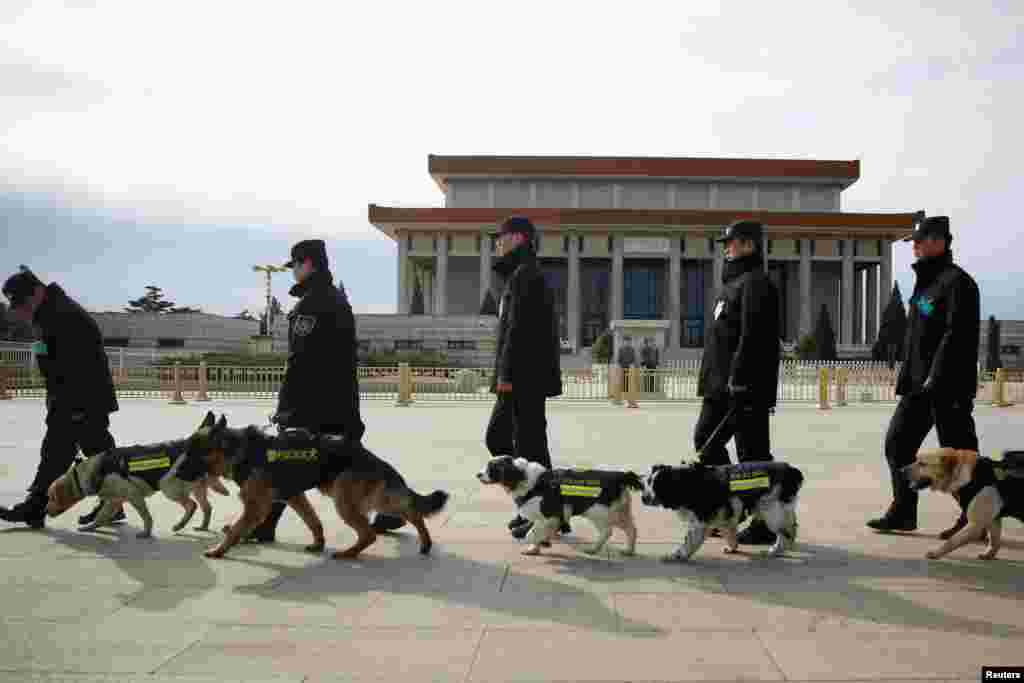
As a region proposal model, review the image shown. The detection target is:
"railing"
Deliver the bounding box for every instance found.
[2,360,1019,409]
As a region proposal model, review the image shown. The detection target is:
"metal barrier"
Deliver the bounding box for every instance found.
[2,360,1018,409]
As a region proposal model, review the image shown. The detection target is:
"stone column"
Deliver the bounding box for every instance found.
[397,230,410,315]
[865,263,878,345]
[479,230,492,312]
[712,241,724,299]
[841,238,854,345]
[568,232,581,352]
[879,239,893,338]
[668,236,682,351]
[799,239,812,339]
[436,233,448,316]
[611,234,624,322]
[853,266,864,345]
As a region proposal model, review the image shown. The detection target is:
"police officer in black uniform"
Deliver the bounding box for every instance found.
[867,216,981,537]
[485,216,565,538]
[1,267,119,528]
[246,239,397,542]
[694,220,781,545]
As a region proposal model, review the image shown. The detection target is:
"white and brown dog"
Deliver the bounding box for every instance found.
[641,461,804,561]
[902,447,1024,560]
[477,455,641,556]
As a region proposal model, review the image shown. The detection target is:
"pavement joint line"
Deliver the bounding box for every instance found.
[146,625,213,677]
[462,625,489,683]
[497,563,510,592]
[753,628,790,681]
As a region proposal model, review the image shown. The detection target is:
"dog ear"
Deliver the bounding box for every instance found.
[201,411,216,429]
[215,415,227,431]
[950,450,977,491]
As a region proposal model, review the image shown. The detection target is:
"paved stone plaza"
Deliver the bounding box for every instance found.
[1,397,1023,682]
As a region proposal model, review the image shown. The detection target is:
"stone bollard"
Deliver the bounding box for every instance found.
[626,366,641,408]
[395,362,413,407]
[169,361,187,405]
[0,366,12,400]
[609,366,623,405]
[195,360,211,402]
[817,366,831,411]
[992,368,1013,407]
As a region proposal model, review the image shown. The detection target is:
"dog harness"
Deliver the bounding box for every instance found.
[233,430,332,501]
[956,456,1024,521]
[515,468,635,522]
[714,462,784,514]
[91,441,188,494]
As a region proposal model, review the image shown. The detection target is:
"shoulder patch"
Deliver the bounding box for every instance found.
[293,314,317,336]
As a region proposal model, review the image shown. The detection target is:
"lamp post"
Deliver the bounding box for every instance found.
[252,264,288,340]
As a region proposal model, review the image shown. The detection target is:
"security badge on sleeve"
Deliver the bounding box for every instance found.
[293,315,317,337]
[713,300,726,320]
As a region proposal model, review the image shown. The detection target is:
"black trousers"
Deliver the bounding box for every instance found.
[25,413,115,513]
[692,397,773,466]
[884,392,978,513]
[254,424,349,535]
[485,392,553,469]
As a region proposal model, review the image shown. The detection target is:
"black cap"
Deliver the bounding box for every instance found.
[284,239,329,269]
[491,215,537,239]
[715,220,764,243]
[903,215,952,243]
[2,267,44,308]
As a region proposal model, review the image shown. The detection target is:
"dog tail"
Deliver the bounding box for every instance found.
[622,471,644,491]
[411,489,450,517]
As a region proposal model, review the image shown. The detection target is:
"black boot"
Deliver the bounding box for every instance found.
[78,500,126,527]
[370,513,406,533]
[867,503,918,532]
[508,515,529,530]
[0,501,45,529]
[246,501,286,543]
[736,518,776,545]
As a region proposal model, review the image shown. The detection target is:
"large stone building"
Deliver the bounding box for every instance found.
[90,312,259,352]
[369,155,918,358]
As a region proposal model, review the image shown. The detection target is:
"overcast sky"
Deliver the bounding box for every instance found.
[2,2,1021,319]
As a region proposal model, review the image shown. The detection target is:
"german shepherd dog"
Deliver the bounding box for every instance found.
[45,438,229,538]
[182,412,450,559]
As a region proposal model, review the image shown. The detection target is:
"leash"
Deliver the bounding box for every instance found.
[694,403,738,462]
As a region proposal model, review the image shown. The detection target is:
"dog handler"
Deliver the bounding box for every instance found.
[867,216,981,537]
[694,220,782,545]
[1,267,120,529]
[247,239,404,541]
[485,216,565,539]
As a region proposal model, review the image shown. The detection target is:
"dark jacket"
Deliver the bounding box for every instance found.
[896,251,980,399]
[617,344,636,368]
[276,270,365,440]
[490,243,562,397]
[698,253,781,408]
[641,345,660,368]
[33,283,118,421]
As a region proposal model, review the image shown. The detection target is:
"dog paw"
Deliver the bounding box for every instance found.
[521,545,542,556]
[419,544,432,556]
[305,541,325,554]
[194,524,211,532]
[925,549,943,560]
[204,547,226,559]
[722,545,739,554]
[619,548,636,557]
[172,522,186,532]
[978,550,998,561]
[331,550,361,560]
[136,530,153,539]
[78,522,101,533]
[582,545,603,555]
[661,552,687,563]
